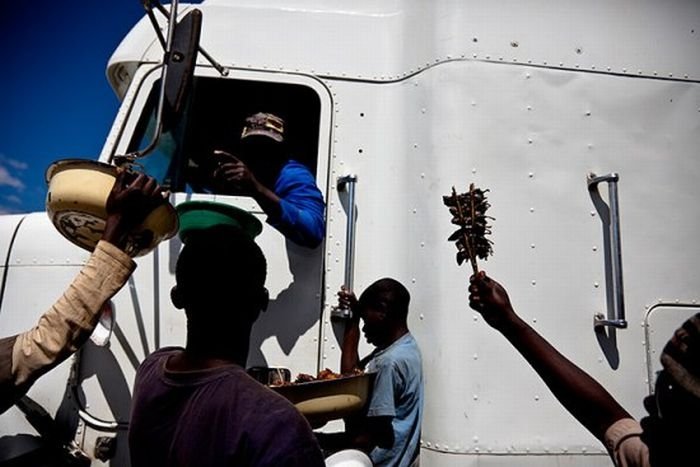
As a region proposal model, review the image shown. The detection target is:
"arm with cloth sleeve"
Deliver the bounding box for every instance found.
[268,160,325,248]
[0,172,167,414]
[211,154,325,248]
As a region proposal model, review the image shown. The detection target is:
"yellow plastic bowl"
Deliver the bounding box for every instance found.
[45,159,178,257]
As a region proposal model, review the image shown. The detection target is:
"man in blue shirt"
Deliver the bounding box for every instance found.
[211,112,325,248]
[318,278,424,467]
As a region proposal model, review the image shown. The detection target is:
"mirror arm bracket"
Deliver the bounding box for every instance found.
[149,0,228,77]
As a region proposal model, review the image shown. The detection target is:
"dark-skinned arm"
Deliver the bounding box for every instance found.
[211,151,325,248]
[468,271,632,441]
[211,150,283,220]
[338,286,361,374]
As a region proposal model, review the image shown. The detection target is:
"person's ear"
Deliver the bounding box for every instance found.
[171,286,185,309]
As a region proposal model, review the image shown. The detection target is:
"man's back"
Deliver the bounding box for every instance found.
[129,347,325,467]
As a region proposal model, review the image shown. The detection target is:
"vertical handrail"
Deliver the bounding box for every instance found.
[332,175,358,319]
[588,173,627,329]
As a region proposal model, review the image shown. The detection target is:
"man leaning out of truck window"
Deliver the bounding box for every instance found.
[0,172,167,414]
[317,279,424,467]
[204,111,326,249]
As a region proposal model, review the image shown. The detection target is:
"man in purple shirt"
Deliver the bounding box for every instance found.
[128,225,325,467]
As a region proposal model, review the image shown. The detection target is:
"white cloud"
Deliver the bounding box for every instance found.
[0,154,29,215]
[0,154,28,171]
[0,166,25,190]
[8,160,28,170]
[0,159,29,170]
[0,153,27,190]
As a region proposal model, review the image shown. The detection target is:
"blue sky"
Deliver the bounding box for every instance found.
[0,2,189,214]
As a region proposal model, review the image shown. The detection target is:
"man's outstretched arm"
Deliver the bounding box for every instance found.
[469,272,632,441]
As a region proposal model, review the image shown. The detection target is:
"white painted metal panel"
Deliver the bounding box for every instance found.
[0,263,84,437]
[320,58,700,463]
[7,213,90,266]
[0,214,24,264]
[419,449,611,467]
[109,0,700,93]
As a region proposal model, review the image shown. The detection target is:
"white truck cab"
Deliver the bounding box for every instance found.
[1,1,699,465]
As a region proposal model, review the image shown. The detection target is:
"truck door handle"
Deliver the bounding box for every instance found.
[588,173,627,329]
[332,175,358,319]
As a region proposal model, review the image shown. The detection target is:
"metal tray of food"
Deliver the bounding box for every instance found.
[270,371,376,427]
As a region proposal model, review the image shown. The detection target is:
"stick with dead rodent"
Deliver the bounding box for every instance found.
[443,183,494,274]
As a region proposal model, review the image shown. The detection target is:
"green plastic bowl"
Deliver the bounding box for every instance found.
[176,201,262,243]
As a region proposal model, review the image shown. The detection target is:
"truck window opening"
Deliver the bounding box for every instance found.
[125,76,322,194]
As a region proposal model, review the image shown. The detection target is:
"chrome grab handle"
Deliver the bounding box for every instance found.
[588,173,627,329]
[332,175,358,320]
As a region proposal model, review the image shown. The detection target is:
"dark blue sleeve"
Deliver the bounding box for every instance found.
[271,162,326,248]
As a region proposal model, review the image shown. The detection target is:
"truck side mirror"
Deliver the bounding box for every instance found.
[161,8,201,132]
[115,3,202,164]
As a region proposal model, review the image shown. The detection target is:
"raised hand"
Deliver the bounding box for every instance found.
[337,286,359,321]
[468,271,516,330]
[103,170,168,249]
[212,150,261,195]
